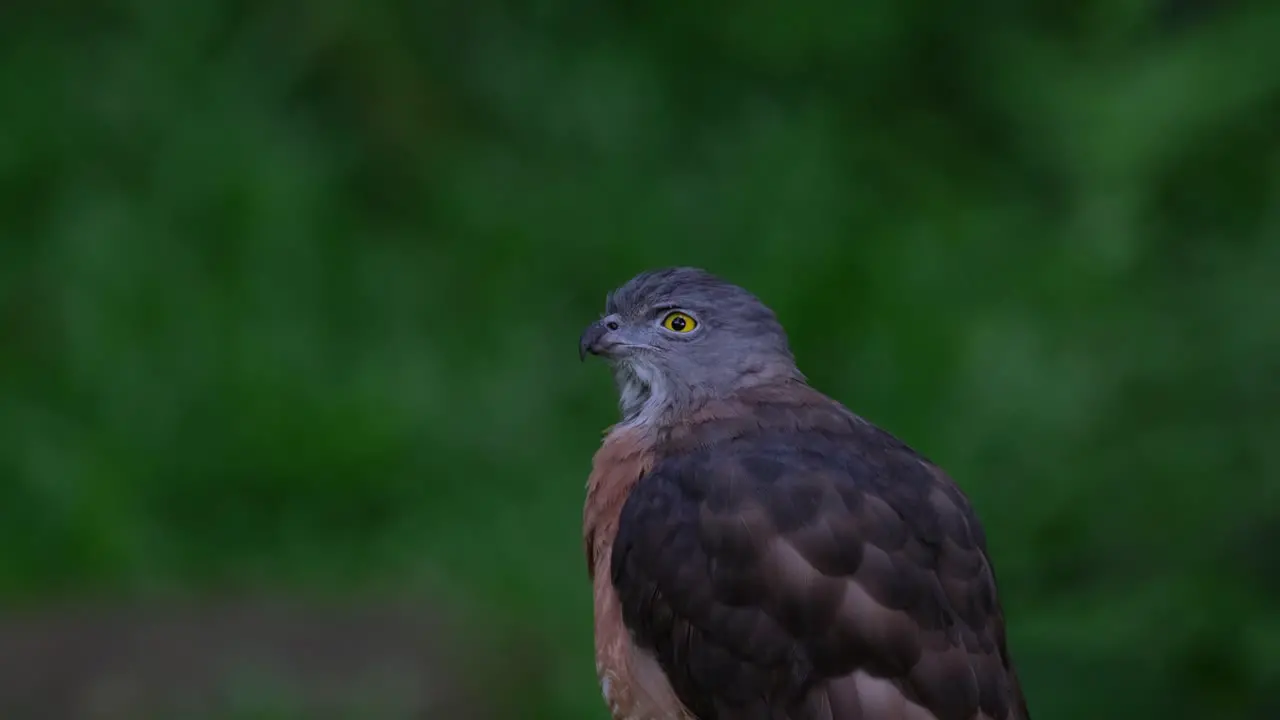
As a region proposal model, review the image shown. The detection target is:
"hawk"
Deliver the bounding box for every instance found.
[578,268,1030,720]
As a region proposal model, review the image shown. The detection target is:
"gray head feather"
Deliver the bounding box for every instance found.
[580,267,804,427]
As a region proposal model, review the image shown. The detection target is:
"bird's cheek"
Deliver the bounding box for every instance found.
[613,327,654,352]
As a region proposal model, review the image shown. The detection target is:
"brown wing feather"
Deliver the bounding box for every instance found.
[610,385,1030,720]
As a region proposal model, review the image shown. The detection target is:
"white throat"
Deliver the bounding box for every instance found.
[615,360,674,429]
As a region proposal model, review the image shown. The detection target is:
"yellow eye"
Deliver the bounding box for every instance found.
[660,311,697,333]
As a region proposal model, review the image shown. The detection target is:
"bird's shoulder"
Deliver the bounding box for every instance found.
[623,383,986,560]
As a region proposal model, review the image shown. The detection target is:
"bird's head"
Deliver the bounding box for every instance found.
[580,267,803,425]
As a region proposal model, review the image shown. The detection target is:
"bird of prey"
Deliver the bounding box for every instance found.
[578,268,1030,720]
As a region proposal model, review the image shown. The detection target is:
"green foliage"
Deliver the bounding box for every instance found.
[1,1,1278,717]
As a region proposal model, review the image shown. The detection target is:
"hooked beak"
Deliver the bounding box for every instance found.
[579,316,620,361]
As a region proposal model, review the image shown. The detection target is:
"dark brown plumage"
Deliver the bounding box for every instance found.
[581,268,1029,720]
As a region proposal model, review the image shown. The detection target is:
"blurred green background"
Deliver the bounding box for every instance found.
[1,1,1278,718]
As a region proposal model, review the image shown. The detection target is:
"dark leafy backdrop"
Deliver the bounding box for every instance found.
[0,1,1277,718]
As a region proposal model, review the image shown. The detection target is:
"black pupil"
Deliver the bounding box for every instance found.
[670,315,686,331]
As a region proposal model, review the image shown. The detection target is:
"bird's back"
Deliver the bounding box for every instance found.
[609,380,1030,719]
